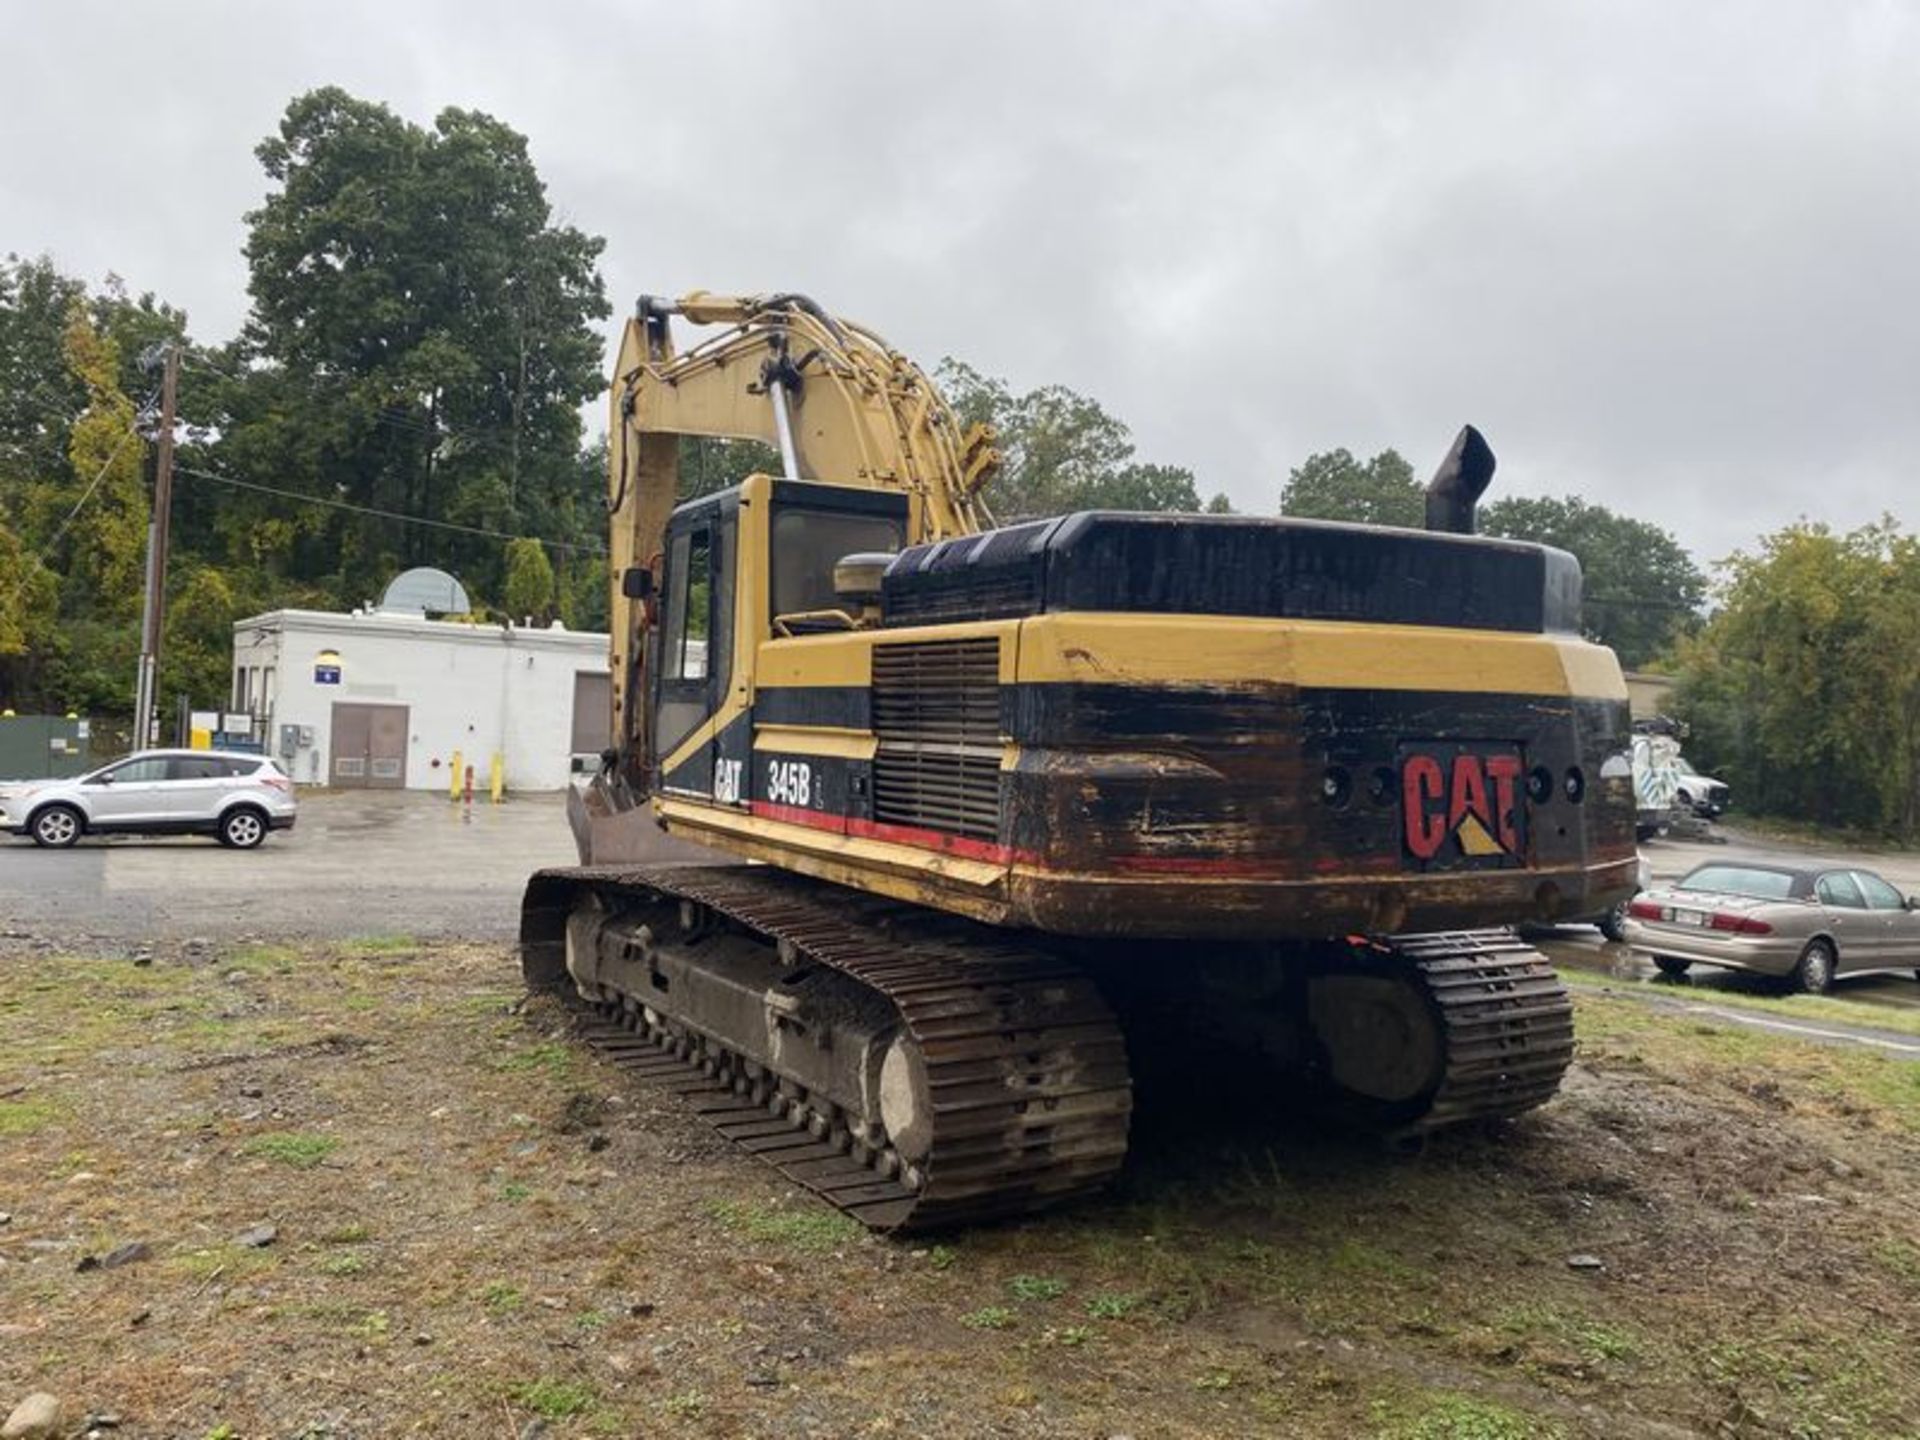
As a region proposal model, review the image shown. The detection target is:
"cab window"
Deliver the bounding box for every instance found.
[664,528,712,681]
[771,509,904,617]
[168,757,229,781]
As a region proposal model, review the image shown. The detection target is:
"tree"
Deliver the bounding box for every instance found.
[1480,495,1705,668]
[934,359,1202,518]
[238,88,609,602]
[59,301,148,617]
[503,537,557,623]
[1674,520,1920,837]
[1279,448,1424,528]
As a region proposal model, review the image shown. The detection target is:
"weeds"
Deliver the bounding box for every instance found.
[1008,1274,1067,1302]
[512,1378,594,1419]
[1376,1393,1560,1440]
[706,1199,862,1255]
[244,1132,338,1168]
[961,1306,1015,1331]
[1085,1292,1141,1321]
[0,1096,58,1135]
[480,1281,524,1314]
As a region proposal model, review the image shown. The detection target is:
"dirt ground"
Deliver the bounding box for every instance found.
[4,933,1919,1440]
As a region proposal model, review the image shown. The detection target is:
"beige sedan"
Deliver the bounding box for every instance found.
[1623,861,1920,994]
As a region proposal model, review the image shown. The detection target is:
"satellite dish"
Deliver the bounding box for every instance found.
[379,567,471,615]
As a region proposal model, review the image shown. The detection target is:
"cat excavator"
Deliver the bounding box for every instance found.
[521,291,1638,1231]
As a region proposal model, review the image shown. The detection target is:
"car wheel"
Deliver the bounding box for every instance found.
[218,807,268,849]
[1790,939,1836,996]
[1651,956,1692,979]
[1598,902,1630,943]
[29,804,84,848]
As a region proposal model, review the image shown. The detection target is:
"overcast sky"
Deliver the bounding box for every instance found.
[4,1,1914,568]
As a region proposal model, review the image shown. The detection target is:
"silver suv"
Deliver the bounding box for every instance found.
[0,749,298,849]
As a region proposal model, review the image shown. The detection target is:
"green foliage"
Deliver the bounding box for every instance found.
[502,538,557,622]
[240,87,609,604]
[0,520,57,664]
[1280,447,1423,528]
[1007,1274,1068,1302]
[1279,447,1705,668]
[959,1305,1016,1330]
[679,436,782,501]
[705,1199,863,1254]
[511,1377,595,1419]
[935,358,1201,518]
[1481,494,1705,667]
[244,1131,338,1167]
[1676,519,1920,836]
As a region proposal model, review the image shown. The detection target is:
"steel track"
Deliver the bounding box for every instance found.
[525,865,1133,1232]
[524,873,1575,1230]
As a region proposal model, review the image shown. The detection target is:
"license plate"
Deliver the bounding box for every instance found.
[1672,908,1708,928]
[1398,741,1528,870]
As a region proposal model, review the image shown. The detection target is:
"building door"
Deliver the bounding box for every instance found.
[571,672,612,758]
[330,703,409,789]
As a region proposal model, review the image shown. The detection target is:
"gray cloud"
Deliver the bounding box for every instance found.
[3,0,1913,570]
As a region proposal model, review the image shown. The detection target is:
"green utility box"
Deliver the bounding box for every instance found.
[0,714,93,780]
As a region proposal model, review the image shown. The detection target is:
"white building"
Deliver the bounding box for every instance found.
[230,608,611,791]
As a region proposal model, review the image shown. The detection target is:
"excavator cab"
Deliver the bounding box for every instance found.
[648,477,910,813]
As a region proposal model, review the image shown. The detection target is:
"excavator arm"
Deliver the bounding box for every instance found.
[584,292,999,856]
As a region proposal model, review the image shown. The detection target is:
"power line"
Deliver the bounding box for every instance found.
[171,461,605,555]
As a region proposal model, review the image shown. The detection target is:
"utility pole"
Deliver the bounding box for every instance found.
[133,344,180,749]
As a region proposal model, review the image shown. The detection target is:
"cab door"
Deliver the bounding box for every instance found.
[650,496,736,804]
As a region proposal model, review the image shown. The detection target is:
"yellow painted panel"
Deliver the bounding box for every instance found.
[1016,614,1626,700]
[753,725,878,760]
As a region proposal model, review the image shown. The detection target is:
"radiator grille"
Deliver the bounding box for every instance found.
[871,638,1003,842]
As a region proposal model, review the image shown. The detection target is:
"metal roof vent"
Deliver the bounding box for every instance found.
[378,567,472,616]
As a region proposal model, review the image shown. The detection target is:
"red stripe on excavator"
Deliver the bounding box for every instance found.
[748,802,1033,865]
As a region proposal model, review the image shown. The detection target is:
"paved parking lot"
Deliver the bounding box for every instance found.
[0,788,589,945]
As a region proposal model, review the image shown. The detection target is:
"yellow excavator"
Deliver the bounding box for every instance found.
[521,291,1638,1231]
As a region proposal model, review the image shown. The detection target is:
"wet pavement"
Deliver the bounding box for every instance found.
[0,787,587,944]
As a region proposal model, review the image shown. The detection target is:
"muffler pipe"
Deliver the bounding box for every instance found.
[1424,425,1496,535]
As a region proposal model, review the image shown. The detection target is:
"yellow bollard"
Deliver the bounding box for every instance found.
[489,753,504,804]
[449,750,463,800]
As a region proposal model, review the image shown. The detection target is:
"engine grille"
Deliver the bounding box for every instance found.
[871,638,1004,842]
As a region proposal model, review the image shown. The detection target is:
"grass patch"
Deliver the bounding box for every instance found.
[495,1043,575,1075]
[1008,1273,1067,1302]
[1376,1392,1563,1440]
[960,1306,1015,1331]
[244,1132,338,1168]
[340,935,419,956]
[1497,1304,1639,1365]
[319,1252,366,1277]
[480,1281,524,1314]
[1084,1291,1141,1320]
[705,1199,862,1255]
[0,1096,59,1135]
[511,1378,594,1420]
[1562,966,1920,1039]
[222,944,299,975]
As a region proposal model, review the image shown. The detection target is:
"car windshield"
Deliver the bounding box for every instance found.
[1674,758,1697,776]
[1675,865,1795,901]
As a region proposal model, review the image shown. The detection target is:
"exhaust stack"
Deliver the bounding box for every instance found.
[1424,425,1496,535]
